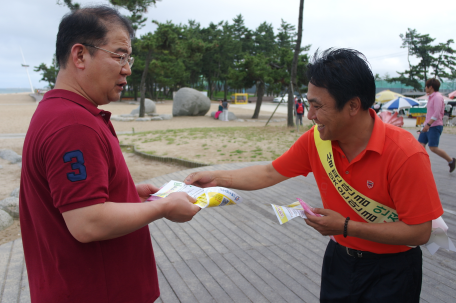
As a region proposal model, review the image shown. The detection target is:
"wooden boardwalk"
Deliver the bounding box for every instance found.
[1,132,455,302]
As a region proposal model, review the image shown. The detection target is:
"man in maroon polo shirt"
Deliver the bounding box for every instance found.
[19,6,200,303]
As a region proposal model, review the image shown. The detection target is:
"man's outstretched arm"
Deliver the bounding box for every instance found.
[184,163,289,190]
[63,184,200,243]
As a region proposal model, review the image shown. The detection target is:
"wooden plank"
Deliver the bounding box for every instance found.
[172,260,216,303]
[255,246,321,297]
[160,218,208,260]
[244,248,319,302]
[197,256,251,303]
[183,260,234,303]
[155,257,180,303]
[222,252,283,303]
[0,241,13,300]
[206,252,270,303]
[19,259,30,303]
[1,239,24,303]
[230,249,303,303]
[151,236,199,303]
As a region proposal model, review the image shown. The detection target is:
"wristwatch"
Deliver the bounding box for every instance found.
[427,123,432,127]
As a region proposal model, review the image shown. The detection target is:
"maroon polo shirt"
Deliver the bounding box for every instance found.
[19,89,159,303]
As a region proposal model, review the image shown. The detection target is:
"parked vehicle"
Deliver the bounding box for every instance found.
[273,94,291,103]
[417,101,427,108]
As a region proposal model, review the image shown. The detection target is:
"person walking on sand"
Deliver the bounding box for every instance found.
[19,6,199,303]
[184,49,443,303]
[418,78,455,173]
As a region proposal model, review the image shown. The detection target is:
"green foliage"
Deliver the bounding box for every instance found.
[34,55,59,89]
[57,0,80,11]
[51,1,312,114]
[110,0,157,31]
[390,28,456,90]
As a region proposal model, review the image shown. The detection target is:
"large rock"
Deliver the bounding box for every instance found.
[159,114,173,120]
[0,149,21,164]
[0,197,19,219]
[0,210,13,231]
[210,111,237,121]
[10,187,19,198]
[130,99,156,115]
[173,88,211,116]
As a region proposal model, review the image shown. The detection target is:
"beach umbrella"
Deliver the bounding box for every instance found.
[375,90,405,103]
[382,97,419,110]
[449,90,456,99]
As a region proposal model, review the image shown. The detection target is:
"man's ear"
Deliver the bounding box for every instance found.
[70,44,87,70]
[347,97,362,116]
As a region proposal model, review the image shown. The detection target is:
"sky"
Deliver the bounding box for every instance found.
[2,0,455,89]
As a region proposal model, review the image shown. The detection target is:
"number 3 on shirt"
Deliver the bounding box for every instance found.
[63,150,87,182]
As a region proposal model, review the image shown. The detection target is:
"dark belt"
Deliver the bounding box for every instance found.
[336,243,402,259]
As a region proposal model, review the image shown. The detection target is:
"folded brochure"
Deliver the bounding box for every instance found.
[146,180,242,209]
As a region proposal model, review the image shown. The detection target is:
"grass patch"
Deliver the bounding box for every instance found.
[118,125,311,165]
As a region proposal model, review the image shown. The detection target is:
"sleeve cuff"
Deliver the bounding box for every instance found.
[59,197,106,213]
[400,207,444,225]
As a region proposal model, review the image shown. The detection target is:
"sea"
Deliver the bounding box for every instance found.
[0,88,34,94]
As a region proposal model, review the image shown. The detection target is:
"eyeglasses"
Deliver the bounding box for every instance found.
[82,43,134,68]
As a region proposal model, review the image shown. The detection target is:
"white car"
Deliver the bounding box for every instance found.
[273,95,304,103]
[273,94,289,103]
[417,101,427,108]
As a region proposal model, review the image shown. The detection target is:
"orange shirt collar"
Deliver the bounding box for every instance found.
[332,108,385,157]
[365,108,385,155]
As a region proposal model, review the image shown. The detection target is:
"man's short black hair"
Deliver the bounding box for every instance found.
[306,48,376,111]
[56,5,134,68]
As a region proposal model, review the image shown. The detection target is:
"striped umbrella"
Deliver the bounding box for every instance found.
[382,97,419,109]
[375,90,405,103]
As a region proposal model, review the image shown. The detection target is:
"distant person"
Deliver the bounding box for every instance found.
[296,98,304,125]
[215,100,223,119]
[221,99,229,121]
[19,6,199,303]
[418,78,455,172]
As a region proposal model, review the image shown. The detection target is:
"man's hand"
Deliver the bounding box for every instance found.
[304,207,432,246]
[159,192,200,222]
[136,183,160,202]
[304,208,345,236]
[185,171,224,188]
[422,124,430,133]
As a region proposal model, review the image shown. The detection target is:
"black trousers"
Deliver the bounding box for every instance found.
[320,240,422,303]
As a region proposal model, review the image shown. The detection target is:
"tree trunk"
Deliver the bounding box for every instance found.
[288,0,305,127]
[139,49,153,117]
[287,85,294,126]
[207,77,212,100]
[252,81,264,119]
[133,85,138,101]
[224,80,228,100]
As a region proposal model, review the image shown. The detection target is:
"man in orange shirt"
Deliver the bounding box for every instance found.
[185,48,443,302]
